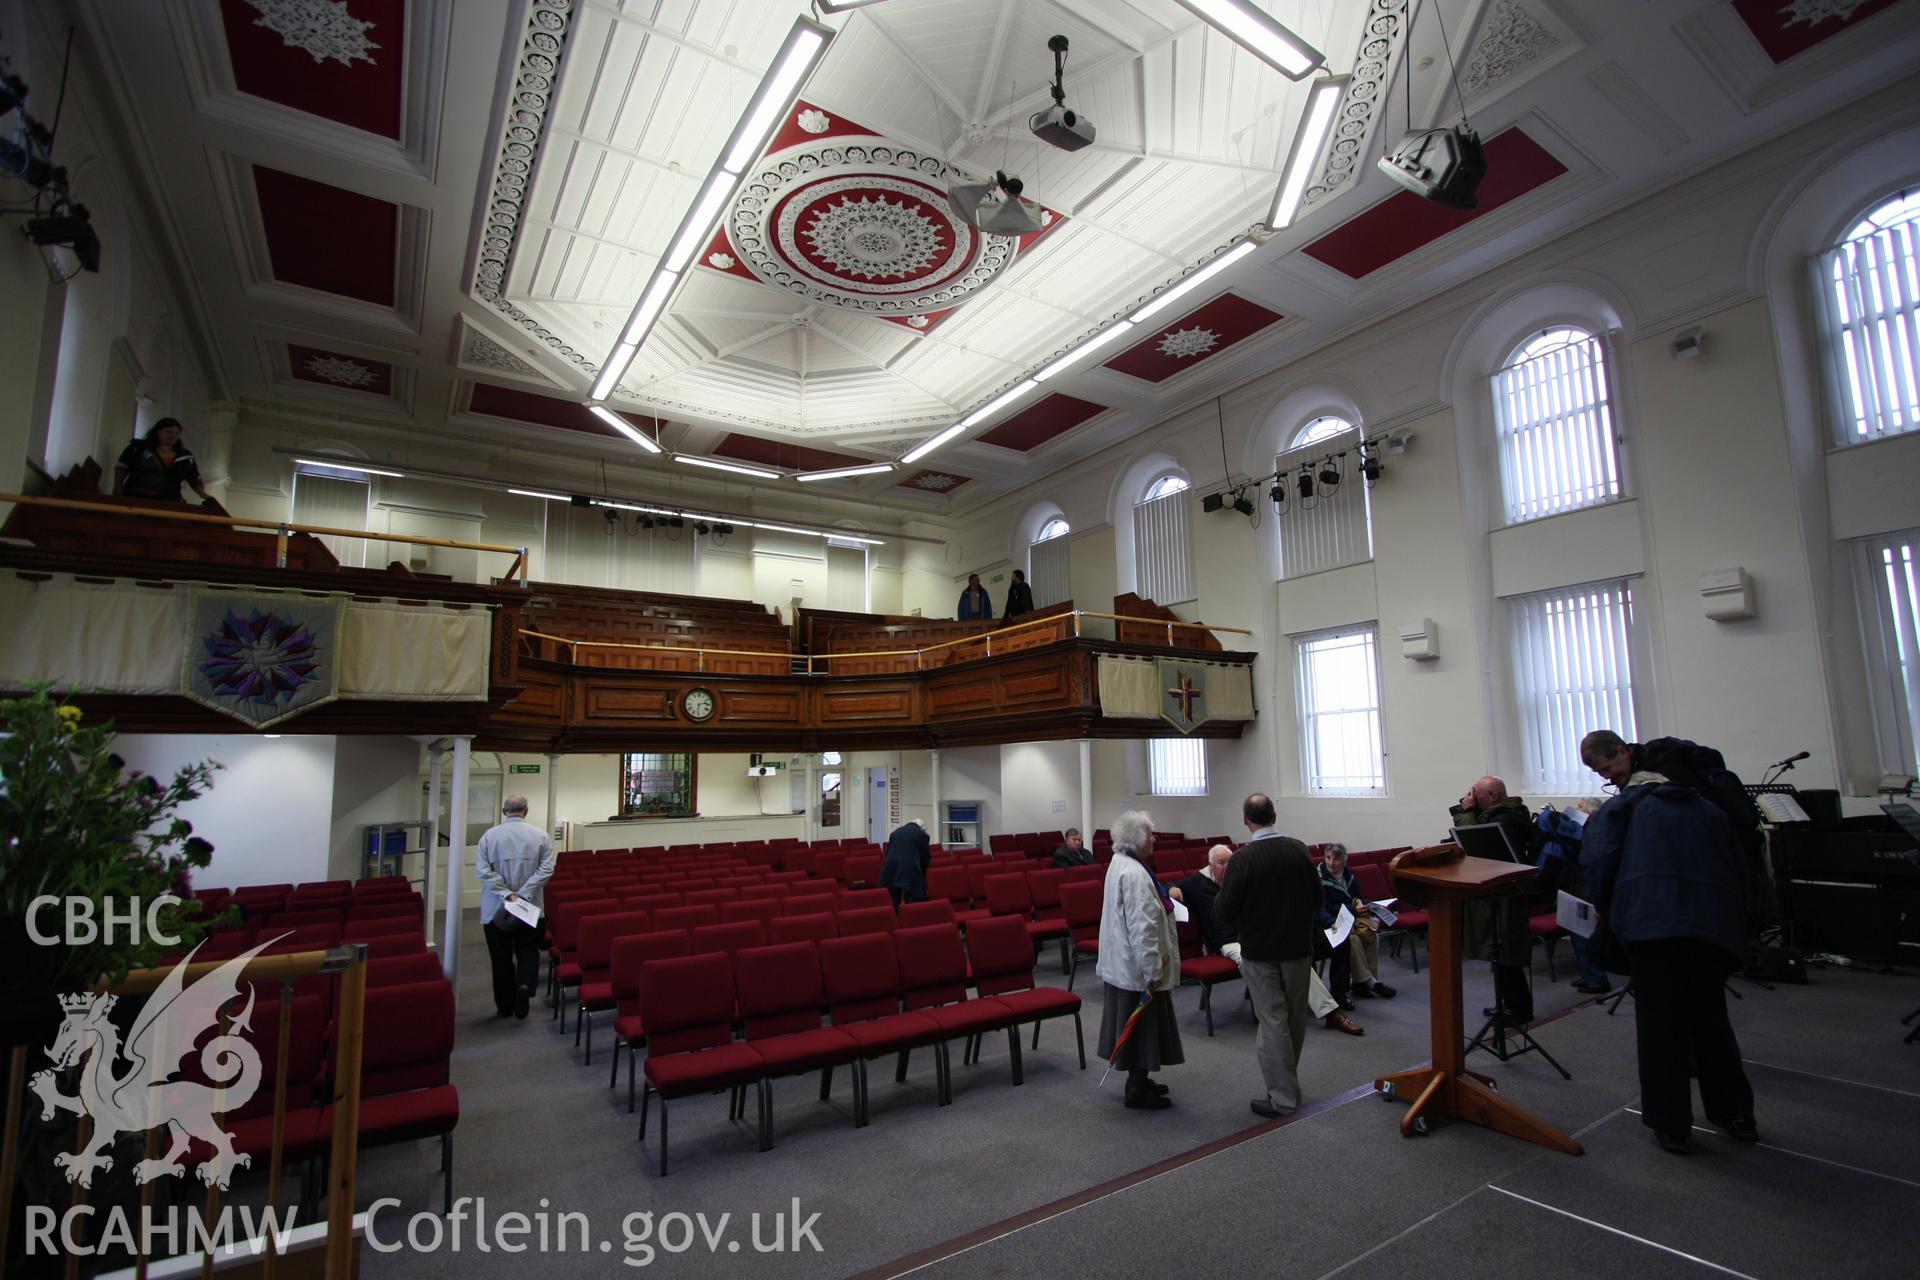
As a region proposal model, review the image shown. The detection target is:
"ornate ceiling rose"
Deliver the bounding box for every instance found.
[724,138,1023,316]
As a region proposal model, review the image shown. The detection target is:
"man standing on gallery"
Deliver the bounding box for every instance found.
[1217,793,1323,1117]
[476,793,557,1020]
[957,573,994,620]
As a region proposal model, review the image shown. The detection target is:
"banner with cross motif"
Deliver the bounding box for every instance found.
[1157,658,1212,734]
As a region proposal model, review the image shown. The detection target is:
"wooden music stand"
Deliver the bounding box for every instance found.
[1374,844,1584,1154]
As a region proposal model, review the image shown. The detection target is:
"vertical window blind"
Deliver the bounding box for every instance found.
[1149,737,1208,797]
[1134,485,1196,605]
[1860,530,1920,772]
[290,471,369,568]
[1275,422,1371,579]
[1490,328,1622,524]
[1029,531,1072,609]
[1508,578,1639,793]
[543,503,695,592]
[1819,188,1920,445]
[1294,625,1386,796]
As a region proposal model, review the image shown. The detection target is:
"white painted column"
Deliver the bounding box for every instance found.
[929,748,943,845]
[441,736,472,993]
[1079,739,1094,844]
[803,754,816,844]
[545,752,561,848]
[423,745,444,948]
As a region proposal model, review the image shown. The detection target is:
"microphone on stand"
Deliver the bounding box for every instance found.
[1763,751,1810,785]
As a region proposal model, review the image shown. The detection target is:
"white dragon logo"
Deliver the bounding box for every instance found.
[31,939,279,1189]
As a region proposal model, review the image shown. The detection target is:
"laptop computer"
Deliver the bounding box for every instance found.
[1450,822,1524,863]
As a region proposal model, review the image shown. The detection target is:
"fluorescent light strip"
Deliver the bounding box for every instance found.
[673,454,782,480]
[294,458,402,477]
[795,463,895,482]
[588,404,664,453]
[592,501,885,545]
[1033,321,1137,382]
[752,522,883,544]
[1269,75,1346,228]
[591,343,638,401]
[507,488,569,501]
[620,270,681,346]
[1173,0,1323,79]
[816,0,892,12]
[722,24,831,175]
[1129,241,1258,326]
[899,422,968,466]
[960,379,1038,429]
[663,175,735,273]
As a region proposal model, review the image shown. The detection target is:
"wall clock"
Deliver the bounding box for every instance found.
[682,687,716,722]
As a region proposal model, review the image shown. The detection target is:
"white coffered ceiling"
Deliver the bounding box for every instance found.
[75,0,1920,514]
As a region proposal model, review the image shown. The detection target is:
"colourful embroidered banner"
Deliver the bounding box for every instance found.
[181,590,344,728]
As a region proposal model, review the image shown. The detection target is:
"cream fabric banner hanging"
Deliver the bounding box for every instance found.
[0,577,492,703]
[1097,655,1161,719]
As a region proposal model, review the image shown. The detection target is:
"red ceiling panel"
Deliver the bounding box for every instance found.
[467,384,660,442]
[1103,293,1284,384]
[253,166,399,306]
[1302,129,1568,280]
[977,393,1108,451]
[1732,0,1901,63]
[218,0,406,139]
[897,469,971,494]
[287,344,393,396]
[713,433,869,472]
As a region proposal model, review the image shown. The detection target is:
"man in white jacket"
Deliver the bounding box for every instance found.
[1095,810,1184,1109]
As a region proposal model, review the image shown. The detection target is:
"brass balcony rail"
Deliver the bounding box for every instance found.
[0,492,531,581]
[0,946,369,1280]
[518,609,1252,674]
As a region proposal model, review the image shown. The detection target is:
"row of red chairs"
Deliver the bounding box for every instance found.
[630,916,1084,1174]
[189,915,429,963]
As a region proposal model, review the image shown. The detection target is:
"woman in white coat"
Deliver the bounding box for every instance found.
[1095,810,1184,1109]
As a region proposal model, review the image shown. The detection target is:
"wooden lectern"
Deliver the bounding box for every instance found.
[1374,844,1583,1155]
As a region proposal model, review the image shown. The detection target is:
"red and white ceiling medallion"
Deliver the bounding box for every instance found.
[706,102,1060,323]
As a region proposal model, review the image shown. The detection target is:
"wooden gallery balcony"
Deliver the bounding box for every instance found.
[0,493,1256,750]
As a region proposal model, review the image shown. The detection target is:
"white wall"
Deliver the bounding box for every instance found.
[113,734,337,890]
[328,736,426,883]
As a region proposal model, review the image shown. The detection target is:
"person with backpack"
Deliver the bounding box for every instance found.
[1579,738,1759,1154]
[1535,802,1614,995]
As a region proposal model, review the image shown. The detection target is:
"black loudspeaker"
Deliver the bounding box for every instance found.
[1756,945,1809,983]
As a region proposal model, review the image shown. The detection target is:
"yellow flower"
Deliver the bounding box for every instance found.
[55,704,83,734]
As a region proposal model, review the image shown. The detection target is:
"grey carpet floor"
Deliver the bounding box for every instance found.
[325,917,1917,1280]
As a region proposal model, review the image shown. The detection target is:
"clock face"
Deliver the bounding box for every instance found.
[682,688,716,721]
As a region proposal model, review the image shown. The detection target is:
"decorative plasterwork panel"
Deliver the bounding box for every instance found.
[1302,0,1414,212]
[462,328,541,378]
[1459,1,1567,102]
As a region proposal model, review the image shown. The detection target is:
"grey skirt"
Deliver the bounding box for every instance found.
[1096,982,1185,1070]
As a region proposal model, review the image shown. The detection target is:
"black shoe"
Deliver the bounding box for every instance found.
[1352,983,1377,999]
[1708,1114,1759,1142]
[1483,1006,1499,1018]
[1124,1090,1172,1110]
[1371,982,1396,999]
[1573,980,1613,995]
[1656,1130,1693,1154]
[1249,1098,1292,1119]
[514,986,531,1020]
[495,1007,512,1018]
[1337,996,1357,1012]
[1148,1079,1170,1096]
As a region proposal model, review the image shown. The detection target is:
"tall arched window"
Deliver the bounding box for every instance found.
[1028,517,1071,609]
[1490,326,1622,524]
[1275,415,1371,579]
[1134,472,1195,604]
[1818,187,1920,445]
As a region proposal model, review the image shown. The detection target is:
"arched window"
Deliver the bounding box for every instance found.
[1035,518,1070,542]
[1028,517,1072,609]
[1490,326,1621,524]
[1818,187,1920,445]
[1275,415,1371,579]
[1134,472,1195,604]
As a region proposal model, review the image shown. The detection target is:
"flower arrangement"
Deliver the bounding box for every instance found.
[1,687,228,1012]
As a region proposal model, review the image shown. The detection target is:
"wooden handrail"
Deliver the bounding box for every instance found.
[0,492,530,580]
[517,629,790,658]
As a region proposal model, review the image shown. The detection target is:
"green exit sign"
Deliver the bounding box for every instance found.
[509,764,541,774]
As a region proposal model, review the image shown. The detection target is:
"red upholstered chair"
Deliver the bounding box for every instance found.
[734,942,859,1150]
[837,906,898,938]
[1064,864,1104,882]
[982,873,1032,922]
[1023,869,1071,968]
[925,866,987,924]
[691,920,769,964]
[638,953,769,1175]
[348,980,459,1211]
[836,887,893,913]
[721,898,782,930]
[896,899,956,931]
[343,915,418,943]
[185,992,331,1179]
[366,953,445,986]
[965,862,1000,906]
[575,910,655,1060]
[1527,911,1564,981]
[893,925,1017,1102]
[765,912,835,946]
[964,915,1085,1077]
[359,932,428,960]
[266,908,347,930]
[1059,880,1103,992]
[608,929,693,1112]
[815,850,851,884]
[1175,918,1243,1037]
[843,854,883,888]
[781,894,837,919]
[819,933,948,1123]
[653,905,721,933]
[549,899,620,1017]
[684,888,733,908]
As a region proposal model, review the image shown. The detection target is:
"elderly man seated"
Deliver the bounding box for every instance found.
[1171,844,1362,1036]
[1319,844,1395,1000]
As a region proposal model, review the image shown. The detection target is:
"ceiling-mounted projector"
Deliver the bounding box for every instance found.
[1030,35,1095,152]
[947,170,1045,236]
[1376,123,1486,210]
